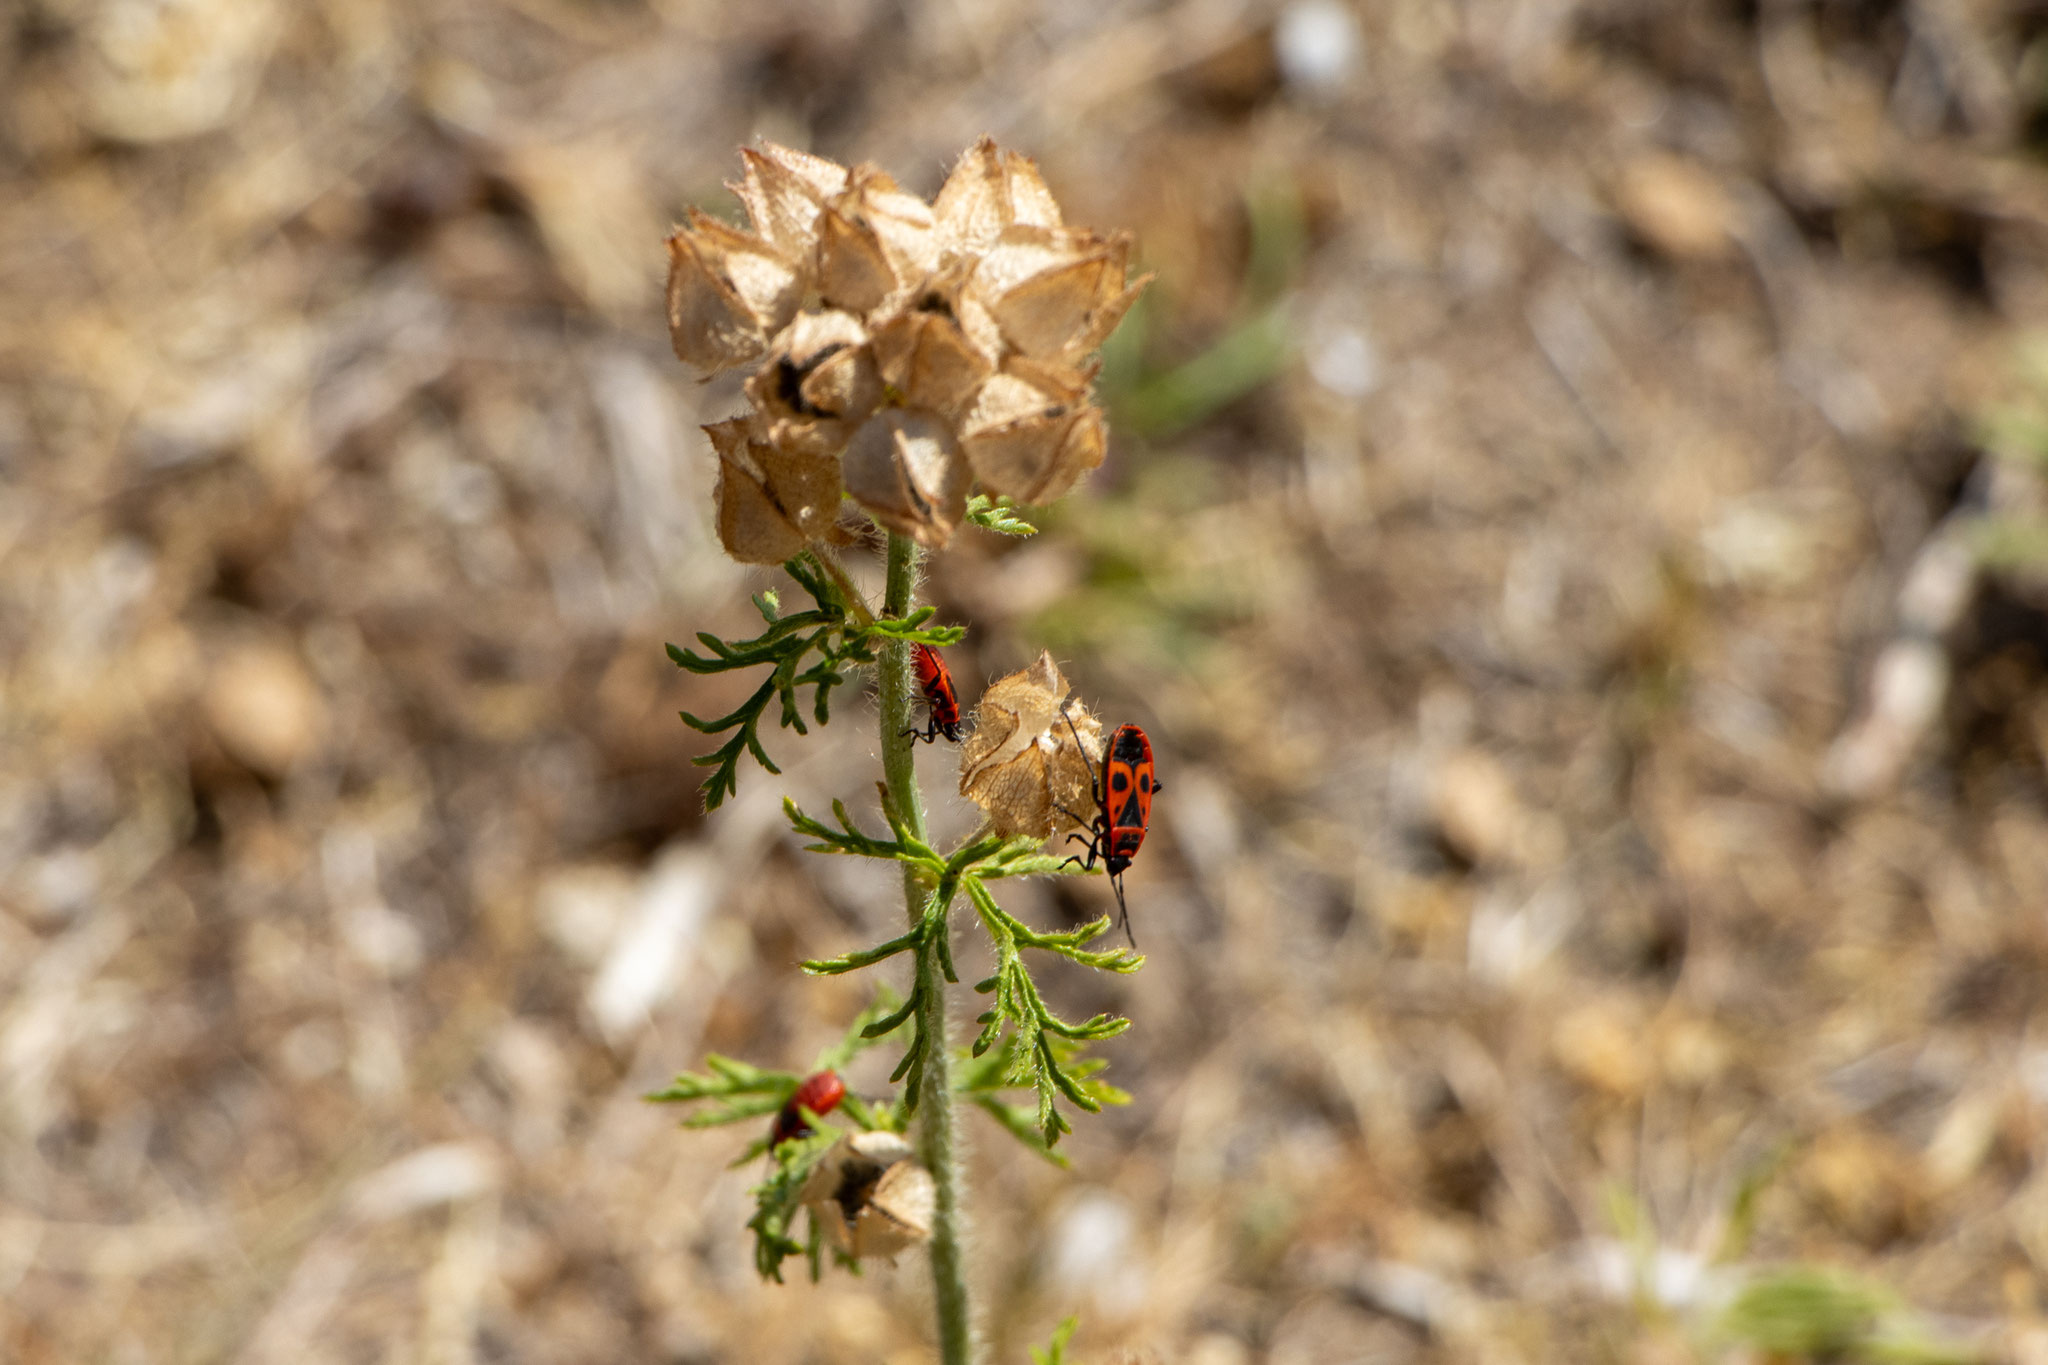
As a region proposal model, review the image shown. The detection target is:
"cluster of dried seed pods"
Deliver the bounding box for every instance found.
[668,139,1150,560]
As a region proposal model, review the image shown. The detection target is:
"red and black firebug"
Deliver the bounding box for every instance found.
[769,1069,848,1148]
[1057,704,1159,948]
[901,643,964,745]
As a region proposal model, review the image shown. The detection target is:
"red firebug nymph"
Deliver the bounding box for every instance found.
[770,1069,848,1147]
[901,643,964,744]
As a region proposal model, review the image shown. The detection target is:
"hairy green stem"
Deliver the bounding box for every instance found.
[878,532,972,1364]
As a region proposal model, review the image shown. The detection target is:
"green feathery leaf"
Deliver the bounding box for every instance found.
[966,493,1039,537]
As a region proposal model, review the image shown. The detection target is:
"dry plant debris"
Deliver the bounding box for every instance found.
[6,0,2048,1362]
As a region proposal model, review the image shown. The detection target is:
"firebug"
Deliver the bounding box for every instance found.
[769,1069,847,1148]
[1057,705,1159,948]
[901,642,964,744]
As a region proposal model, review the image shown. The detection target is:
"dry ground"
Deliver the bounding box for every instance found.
[9,1,2048,1361]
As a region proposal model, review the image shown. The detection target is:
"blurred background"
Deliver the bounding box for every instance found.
[10,0,2048,1361]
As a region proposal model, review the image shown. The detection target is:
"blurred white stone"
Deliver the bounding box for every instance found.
[585,844,719,1047]
[536,863,636,968]
[24,847,97,926]
[348,1143,502,1222]
[1044,1189,1147,1316]
[1699,500,1816,589]
[206,640,328,778]
[336,901,425,980]
[1821,637,1949,800]
[1307,324,1381,398]
[1467,881,1578,986]
[1276,0,1361,95]
[82,0,282,143]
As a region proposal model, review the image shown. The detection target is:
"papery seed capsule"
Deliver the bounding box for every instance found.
[798,1130,934,1262]
[770,1069,848,1147]
[901,643,965,745]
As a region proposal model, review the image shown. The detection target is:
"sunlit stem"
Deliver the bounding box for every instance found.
[877,530,973,1364]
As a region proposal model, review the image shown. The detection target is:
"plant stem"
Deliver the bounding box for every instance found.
[878,531,973,1365]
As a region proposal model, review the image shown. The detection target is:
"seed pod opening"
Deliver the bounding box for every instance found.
[932,137,1066,253]
[743,310,882,459]
[799,1131,935,1263]
[817,165,941,316]
[959,366,1107,504]
[970,225,1142,365]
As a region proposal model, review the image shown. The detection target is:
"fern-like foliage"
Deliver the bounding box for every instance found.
[965,876,1138,1147]
[668,553,964,809]
[647,993,906,1282]
[965,492,1038,537]
[791,795,1140,1148]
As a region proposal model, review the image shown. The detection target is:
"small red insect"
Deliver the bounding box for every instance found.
[900,642,964,745]
[1058,705,1160,948]
[769,1069,848,1148]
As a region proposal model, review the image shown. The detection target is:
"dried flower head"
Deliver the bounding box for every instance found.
[668,138,1149,559]
[799,1131,935,1262]
[959,651,1103,840]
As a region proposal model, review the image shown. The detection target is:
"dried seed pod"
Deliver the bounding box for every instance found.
[869,298,997,422]
[958,363,1107,503]
[968,225,1147,366]
[743,310,882,458]
[706,417,840,563]
[841,411,971,550]
[800,1131,935,1262]
[817,165,941,316]
[959,651,1103,840]
[932,136,1066,253]
[665,210,805,374]
[731,141,848,263]
[671,138,1148,558]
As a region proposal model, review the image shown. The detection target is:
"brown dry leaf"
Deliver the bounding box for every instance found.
[502,138,664,320]
[1801,1126,1927,1248]
[1550,999,1649,1099]
[1613,154,1738,262]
